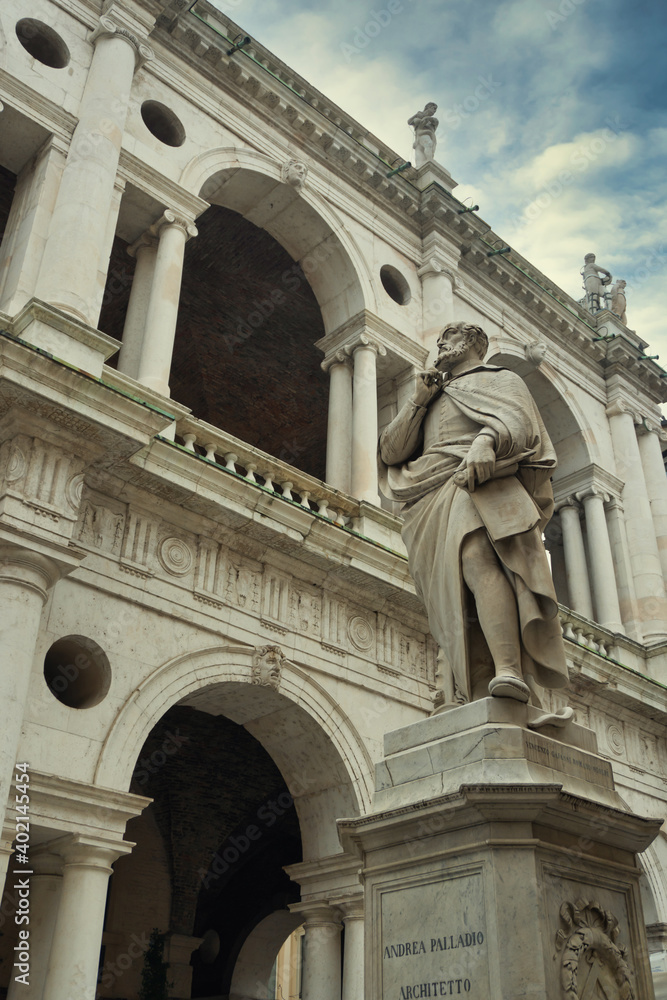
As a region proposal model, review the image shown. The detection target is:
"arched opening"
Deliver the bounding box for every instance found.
[99,156,369,482]
[487,349,593,610]
[94,648,370,999]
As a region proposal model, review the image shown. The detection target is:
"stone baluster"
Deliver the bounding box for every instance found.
[0,546,66,844]
[606,401,667,639]
[554,498,594,620]
[298,902,343,1000]
[35,10,154,326]
[136,212,198,397]
[636,419,667,583]
[418,257,456,334]
[42,836,132,1000]
[117,232,159,379]
[346,335,386,505]
[322,351,353,494]
[6,851,63,1000]
[340,899,364,1000]
[576,488,624,633]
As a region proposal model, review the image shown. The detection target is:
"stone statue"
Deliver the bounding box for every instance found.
[610,279,627,325]
[581,253,612,313]
[407,102,438,167]
[379,322,569,707]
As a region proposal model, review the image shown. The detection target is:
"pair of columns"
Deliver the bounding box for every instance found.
[5,836,131,1000]
[556,491,625,634]
[298,899,364,1000]
[323,335,386,504]
[116,212,198,397]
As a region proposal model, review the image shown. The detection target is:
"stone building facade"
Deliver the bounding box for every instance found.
[0,0,666,997]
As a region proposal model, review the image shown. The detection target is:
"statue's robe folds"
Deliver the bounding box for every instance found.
[379,365,568,702]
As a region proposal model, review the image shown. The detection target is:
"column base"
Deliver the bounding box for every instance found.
[11,298,121,378]
[339,700,661,1000]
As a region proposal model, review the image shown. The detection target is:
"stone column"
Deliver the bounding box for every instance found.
[347,335,386,505]
[606,401,667,638]
[637,420,667,583]
[299,902,343,1000]
[42,836,132,1000]
[418,257,455,334]
[0,546,62,839]
[135,212,197,397]
[0,139,67,316]
[605,498,642,641]
[577,488,624,633]
[555,498,594,620]
[35,11,153,326]
[322,351,353,493]
[117,232,159,380]
[340,899,364,1000]
[6,852,62,1000]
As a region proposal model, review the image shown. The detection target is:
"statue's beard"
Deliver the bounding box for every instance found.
[435,343,470,371]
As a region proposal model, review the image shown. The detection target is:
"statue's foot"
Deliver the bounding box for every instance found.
[488,674,530,703]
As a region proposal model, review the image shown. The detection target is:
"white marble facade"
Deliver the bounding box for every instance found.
[0,0,666,997]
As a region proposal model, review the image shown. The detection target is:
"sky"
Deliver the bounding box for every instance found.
[207,0,667,356]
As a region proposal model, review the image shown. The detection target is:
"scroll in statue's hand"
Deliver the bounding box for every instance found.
[462,435,496,492]
[412,368,443,408]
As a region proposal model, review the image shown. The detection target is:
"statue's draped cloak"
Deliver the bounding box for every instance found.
[379,366,568,701]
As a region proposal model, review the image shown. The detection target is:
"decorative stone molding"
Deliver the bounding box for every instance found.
[555,900,636,1000]
[575,486,611,505]
[251,644,284,689]
[158,536,194,576]
[417,257,457,285]
[127,231,159,259]
[554,496,582,515]
[0,544,65,602]
[347,614,374,652]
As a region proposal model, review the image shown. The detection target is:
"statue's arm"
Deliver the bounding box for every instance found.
[379,400,427,465]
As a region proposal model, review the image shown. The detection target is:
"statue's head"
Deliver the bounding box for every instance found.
[424,102,438,114]
[584,253,596,262]
[617,279,626,289]
[437,322,488,365]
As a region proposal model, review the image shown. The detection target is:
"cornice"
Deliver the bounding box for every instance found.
[316,311,428,376]
[0,69,77,143]
[117,148,209,221]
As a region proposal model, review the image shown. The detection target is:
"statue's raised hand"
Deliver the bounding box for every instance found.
[412,368,442,408]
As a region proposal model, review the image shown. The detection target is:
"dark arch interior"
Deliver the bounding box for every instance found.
[103,705,302,997]
[100,204,329,480]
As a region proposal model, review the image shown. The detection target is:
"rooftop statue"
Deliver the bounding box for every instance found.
[379,322,570,712]
[407,102,439,167]
[581,252,612,313]
[610,279,628,325]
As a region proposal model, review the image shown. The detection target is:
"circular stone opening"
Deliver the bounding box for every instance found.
[140,101,186,147]
[15,19,70,68]
[43,635,111,709]
[380,264,411,305]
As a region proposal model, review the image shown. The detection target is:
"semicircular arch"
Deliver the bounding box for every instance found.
[487,340,596,483]
[95,645,373,858]
[180,146,375,332]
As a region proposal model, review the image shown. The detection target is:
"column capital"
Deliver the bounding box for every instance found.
[335,895,364,921]
[417,257,456,283]
[50,833,133,871]
[0,542,74,601]
[344,333,386,358]
[606,399,640,421]
[90,10,155,70]
[153,210,198,241]
[321,349,353,373]
[635,416,667,440]
[290,900,343,929]
[554,495,582,514]
[127,231,159,258]
[576,486,610,505]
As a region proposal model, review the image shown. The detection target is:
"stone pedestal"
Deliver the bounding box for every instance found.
[339,699,660,1000]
